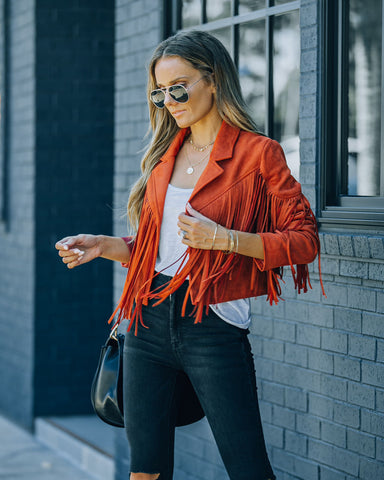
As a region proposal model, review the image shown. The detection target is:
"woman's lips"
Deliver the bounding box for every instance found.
[172,110,186,117]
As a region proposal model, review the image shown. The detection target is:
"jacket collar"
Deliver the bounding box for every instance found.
[148,120,241,225]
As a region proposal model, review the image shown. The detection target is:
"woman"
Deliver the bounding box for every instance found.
[56,31,321,480]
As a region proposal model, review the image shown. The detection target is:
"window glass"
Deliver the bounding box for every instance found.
[211,27,232,54]
[348,0,382,196]
[273,11,300,179]
[239,20,266,132]
[239,0,266,14]
[206,0,232,22]
[181,0,201,28]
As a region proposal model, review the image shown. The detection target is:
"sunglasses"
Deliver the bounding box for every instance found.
[150,77,204,109]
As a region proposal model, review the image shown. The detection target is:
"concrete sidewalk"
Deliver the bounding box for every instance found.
[0,415,95,480]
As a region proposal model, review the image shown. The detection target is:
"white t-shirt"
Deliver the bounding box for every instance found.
[155,183,251,329]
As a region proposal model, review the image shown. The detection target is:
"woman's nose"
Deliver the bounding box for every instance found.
[164,90,176,106]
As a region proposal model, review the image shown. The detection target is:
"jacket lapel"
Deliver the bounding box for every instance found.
[147,121,241,226]
[147,128,189,228]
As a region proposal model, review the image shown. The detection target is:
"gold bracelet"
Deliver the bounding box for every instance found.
[224,229,235,254]
[211,223,218,250]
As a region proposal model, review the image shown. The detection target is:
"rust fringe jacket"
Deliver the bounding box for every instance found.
[111,121,322,334]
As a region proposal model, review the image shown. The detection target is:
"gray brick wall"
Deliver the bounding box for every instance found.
[113,0,384,479]
[0,0,35,428]
[0,0,115,428]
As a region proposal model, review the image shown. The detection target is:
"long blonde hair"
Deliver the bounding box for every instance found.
[127,30,261,231]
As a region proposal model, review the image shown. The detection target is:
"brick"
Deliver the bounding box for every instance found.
[347,429,375,458]
[285,386,307,412]
[300,94,317,119]
[347,382,375,409]
[377,340,384,362]
[273,319,296,342]
[273,405,296,430]
[361,410,384,436]
[334,308,361,333]
[264,424,284,448]
[349,334,376,360]
[297,413,320,438]
[263,338,284,361]
[273,449,295,474]
[362,312,384,337]
[308,393,334,419]
[321,330,348,354]
[321,420,346,447]
[359,458,384,478]
[308,439,359,476]
[352,236,370,258]
[324,234,340,255]
[340,259,368,279]
[308,348,334,373]
[297,324,321,347]
[300,72,317,95]
[338,235,354,256]
[300,139,316,163]
[320,374,347,401]
[294,456,319,480]
[285,429,307,456]
[319,466,346,480]
[377,437,384,461]
[300,2,318,28]
[334,355,360,381]
[317,257,339,276]
[334,402,360,428]
[250,315,273,337]
[285,300,309,322]
[368,263,384,282]
[376,390,384,413]
[301,25,318,50]
[285,343,308,367]
[323,284,348,307]
[378,291,384,314]
[306,304,334,327]
[368,237,384,259]
[261,381,285,406]
[301,48,317,73]
[362,360,384,387]
[348,287,376,312]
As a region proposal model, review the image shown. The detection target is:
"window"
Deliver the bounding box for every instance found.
[321,0,384,231]
[164,0,301,179]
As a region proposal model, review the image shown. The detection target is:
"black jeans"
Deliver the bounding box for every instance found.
[123,273,275,480]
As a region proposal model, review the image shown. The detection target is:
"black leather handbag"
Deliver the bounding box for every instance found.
[91,325,205,428]
[91,325,125,427]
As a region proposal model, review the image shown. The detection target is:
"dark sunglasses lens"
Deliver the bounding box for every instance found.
[151,90,165,108]
[169,85,188,103]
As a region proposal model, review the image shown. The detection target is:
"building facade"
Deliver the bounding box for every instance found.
[1,0,384,479]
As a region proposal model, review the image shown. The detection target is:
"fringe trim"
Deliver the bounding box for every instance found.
[110,170,325,334]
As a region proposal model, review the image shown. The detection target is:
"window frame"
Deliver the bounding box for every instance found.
[163,0,300,140]
[319,0,384,232]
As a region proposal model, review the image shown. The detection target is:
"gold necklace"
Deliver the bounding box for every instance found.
[185,144,212,175]
[189,136,215,152]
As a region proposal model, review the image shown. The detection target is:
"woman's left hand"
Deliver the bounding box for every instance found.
[178,203,223,250]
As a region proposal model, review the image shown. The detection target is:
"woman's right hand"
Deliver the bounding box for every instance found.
[55,234,101,269]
